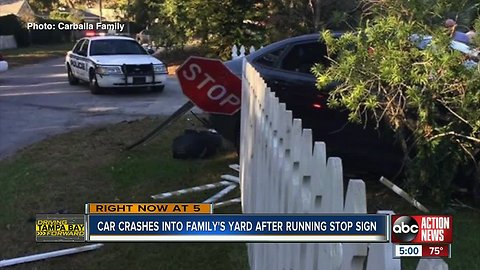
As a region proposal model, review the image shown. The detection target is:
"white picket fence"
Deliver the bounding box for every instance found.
[239,60,448,270]
[231,45,260,59]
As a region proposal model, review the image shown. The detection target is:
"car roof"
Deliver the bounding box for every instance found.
[84,36,136,41]
[223,32,343,75]
[246,32,343,60]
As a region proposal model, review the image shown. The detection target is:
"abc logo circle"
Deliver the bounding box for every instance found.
[392,216,418,242]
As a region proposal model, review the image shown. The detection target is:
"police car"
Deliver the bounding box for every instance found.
[65,36,168,94]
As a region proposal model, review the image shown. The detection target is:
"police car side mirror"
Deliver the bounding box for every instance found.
[78,50,87,56]
[147,49,155,55]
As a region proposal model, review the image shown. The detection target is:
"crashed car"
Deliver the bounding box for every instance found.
[209,33,480,201]
[211,33,403,177]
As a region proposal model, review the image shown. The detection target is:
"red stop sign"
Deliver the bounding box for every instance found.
[176,56,241,115]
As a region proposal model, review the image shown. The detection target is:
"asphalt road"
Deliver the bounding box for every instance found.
[0,57,189,159]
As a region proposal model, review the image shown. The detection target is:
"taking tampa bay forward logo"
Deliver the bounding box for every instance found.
[392,216,418,242]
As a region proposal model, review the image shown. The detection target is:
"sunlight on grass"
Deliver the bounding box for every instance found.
[2,43,74,67]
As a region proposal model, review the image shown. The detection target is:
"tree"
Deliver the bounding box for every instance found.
[143,0,358,59]
[314,0,480,205]
[29,0,59,13]
[148,0,267,58]
[49,9,82,23]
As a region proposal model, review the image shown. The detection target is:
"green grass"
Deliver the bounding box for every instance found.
[2,43,74,67]
[445,211,480,268]
[0,116,248,270]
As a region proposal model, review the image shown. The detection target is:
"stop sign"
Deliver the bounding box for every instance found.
[176,56,241,115]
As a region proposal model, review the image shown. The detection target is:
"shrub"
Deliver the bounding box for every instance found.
[314,0,480,205]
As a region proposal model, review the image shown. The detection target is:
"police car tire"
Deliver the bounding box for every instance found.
[152,85,165,92]
[89,70,103,95]
[67,65,78,85]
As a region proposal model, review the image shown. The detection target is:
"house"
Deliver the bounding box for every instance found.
[86,7,123,22]
[0,0,35,21]
[76,9,103,23]
[48,7,105,25]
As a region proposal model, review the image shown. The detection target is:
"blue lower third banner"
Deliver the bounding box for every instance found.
[87,214,389,242]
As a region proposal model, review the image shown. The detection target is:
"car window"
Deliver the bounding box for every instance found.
[78,40,89,56]
[255,47,286,67]
[90,39,147,56]
[281,42,329,74]
[72,40,85,54]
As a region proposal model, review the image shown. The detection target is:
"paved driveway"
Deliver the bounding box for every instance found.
[0,57,189,159]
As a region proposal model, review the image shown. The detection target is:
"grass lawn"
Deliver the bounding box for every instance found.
[0,116,248,269]
[0,116,478,269]
[1,43,74,68]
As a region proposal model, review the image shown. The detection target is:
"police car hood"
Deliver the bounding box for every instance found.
[90,55,163,65]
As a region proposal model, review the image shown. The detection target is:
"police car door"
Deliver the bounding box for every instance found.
[70,39,89,80]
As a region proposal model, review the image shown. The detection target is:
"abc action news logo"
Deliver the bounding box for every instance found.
[391,215,453,243]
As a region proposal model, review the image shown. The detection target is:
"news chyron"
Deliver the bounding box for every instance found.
[391,215,452,258]
[36,203,390,243]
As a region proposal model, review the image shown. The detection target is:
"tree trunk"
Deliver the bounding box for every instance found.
[313,0,321,30]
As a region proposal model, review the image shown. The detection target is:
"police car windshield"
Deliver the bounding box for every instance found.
[90,39,147,56]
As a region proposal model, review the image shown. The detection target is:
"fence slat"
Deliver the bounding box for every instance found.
[232,45,238,59]
[341,180,368,270]
[240,45,246,57]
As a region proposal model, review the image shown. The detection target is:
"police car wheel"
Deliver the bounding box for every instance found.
[151,85,165,92]
[89,70,103,95]
[67,65,78,85]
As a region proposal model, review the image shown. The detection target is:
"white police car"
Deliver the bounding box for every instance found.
[65,36,167,94]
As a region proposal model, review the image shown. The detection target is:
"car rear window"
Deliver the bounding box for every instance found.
[281,42,329,74]
[255,47,286,67]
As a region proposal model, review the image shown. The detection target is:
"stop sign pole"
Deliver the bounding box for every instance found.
[176,56,242,115]
[126,100,195,150]
[126,57,241,150]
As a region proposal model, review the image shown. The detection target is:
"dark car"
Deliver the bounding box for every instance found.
[210,33,404,179]
[210,33,480,202]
